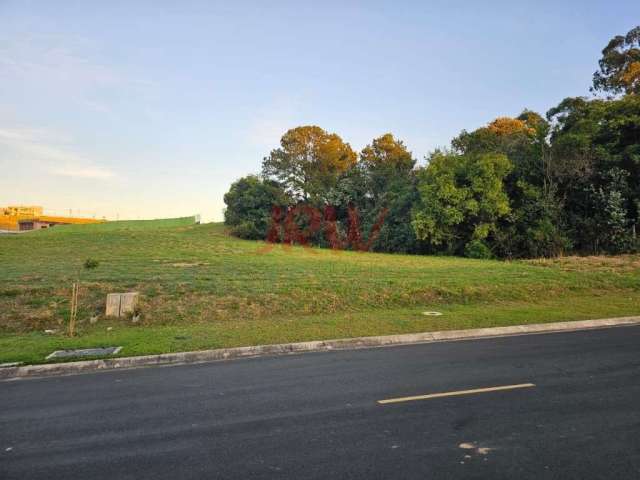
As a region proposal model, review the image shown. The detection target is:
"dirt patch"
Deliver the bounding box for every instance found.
[526,255,640,273]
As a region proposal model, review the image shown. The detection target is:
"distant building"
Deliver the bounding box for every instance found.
[2,205,44,217]
[18,219,55,231]
[17,215,103,231]
[0,205,104,232]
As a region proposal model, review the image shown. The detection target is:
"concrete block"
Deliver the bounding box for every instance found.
[106,292,139,317]
[120,292,139,315]
[106,293,122,317]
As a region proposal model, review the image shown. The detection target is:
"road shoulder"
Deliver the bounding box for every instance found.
[2,315,639,381]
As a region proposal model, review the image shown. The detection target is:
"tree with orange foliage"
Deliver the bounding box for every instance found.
[486,117,535,137]
[592,25,640,96]
[262,126,357,204]
[360,133,415,171]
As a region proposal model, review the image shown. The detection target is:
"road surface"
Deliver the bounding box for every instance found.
[2,325,640,479]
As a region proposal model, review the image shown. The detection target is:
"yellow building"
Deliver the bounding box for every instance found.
[0,205,103,231]
[1,205,44,217]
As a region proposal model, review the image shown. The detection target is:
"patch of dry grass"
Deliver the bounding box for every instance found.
[526,254,640,273]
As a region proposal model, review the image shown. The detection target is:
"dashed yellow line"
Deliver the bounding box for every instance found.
[378,383,536,404]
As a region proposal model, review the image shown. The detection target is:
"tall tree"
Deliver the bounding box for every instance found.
[359,134,418,253]
[262,126,357,204]
[592,25,640,96]
[360,133,415,172]
[547,94,640,253]
[321,134,419,253]
[450,113,567,258]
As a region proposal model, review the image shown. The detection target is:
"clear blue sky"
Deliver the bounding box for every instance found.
[1,1,638,221]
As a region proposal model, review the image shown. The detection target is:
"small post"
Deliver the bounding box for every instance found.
[69,282,79,336]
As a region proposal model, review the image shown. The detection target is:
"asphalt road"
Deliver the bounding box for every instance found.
[2,326,640,479]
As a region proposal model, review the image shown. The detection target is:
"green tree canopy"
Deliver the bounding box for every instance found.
[449,112,565,258]
[452,113,548,185]
[412,151,512,255]
[547,94,640,252]
[223,175,288,240]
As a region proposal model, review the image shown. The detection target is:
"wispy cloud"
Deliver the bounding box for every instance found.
[0,33,154,116]
[0,127,115,180]
[0,37,117,101]
[51,166,115,179]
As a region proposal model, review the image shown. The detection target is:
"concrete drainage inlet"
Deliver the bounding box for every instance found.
[45,347,122,360]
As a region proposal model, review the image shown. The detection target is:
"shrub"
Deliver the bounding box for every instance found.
[229,221,264,240]
[464,240,493,259]
[223,175,288,240]
[84,258,100,270]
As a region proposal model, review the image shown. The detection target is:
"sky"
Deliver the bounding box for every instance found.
[1,1,638,221]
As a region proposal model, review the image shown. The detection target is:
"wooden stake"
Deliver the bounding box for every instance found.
[69,282,79,337]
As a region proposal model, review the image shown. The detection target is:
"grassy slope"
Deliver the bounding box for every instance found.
[0,218,639,364]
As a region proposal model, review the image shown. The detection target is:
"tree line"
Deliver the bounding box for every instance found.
[224,26,640,259]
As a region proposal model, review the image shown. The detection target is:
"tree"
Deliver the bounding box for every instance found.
[324,134,419,253]
[449,113,566,258]
[491,180,570,258]
[359,134,418,253]
[360,133,415,171]
[452,114,545,185]
[547,94,640,252]
[368,171,419,253]
[223,28,640,258]
[412,151,512,256]
[586,168,632,253]
[592,26,640,96]
[546,97,601,182]
[223,175,288,240]
[452,117,534,154]
[262,126,357,204]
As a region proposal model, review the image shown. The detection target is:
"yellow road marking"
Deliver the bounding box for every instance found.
[378,383,536,405]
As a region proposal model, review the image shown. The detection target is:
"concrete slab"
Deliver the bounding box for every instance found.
[120,292,139,315]
[106,292,139,317]
[45,347,122,360]
[106,294,121,317]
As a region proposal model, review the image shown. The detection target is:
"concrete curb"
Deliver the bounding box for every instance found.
[2,316,640,381]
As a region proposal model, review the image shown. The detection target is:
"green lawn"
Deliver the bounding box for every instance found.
[1,217,639,364]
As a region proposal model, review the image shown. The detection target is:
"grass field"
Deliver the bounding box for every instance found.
[1,217,639,364]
